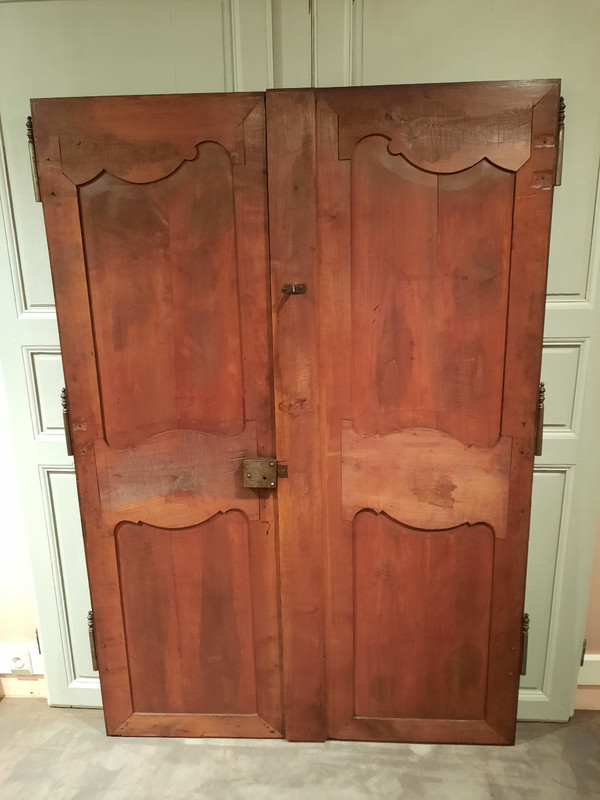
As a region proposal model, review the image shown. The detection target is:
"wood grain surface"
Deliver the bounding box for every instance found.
[267,90,326,742]
[316,80,560,744]
[341,423,511,534]
[33,80,559,744]
[33,92,283,738]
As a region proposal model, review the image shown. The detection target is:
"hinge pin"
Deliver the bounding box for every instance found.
[88,610,98,672]
[555,96,565,187]
[535,382,545,457]
[61,387,74,456]
[26,116,41,203]
[520,612,530,676]
[581,638,587,667]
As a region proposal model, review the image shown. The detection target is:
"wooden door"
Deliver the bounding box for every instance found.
[268,81,560,744]
[31,94,283,737]
[33,80,559,743]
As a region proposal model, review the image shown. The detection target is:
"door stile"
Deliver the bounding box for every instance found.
[314,95,354,736]
[33,93,285,738]
[486,85,560,741]
[312,81,560,745]
[266,89,327,741]
[232,100,284,736]
[31,82,560,744]
[31,105,133,733]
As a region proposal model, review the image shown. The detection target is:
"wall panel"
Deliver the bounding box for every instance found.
[39,467,98,692]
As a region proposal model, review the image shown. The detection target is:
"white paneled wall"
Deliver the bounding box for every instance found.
[0,0,599,717]
[0,0,281,706]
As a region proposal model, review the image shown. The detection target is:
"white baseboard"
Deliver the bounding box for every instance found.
[0,675,47,698]
[578,653,600,686]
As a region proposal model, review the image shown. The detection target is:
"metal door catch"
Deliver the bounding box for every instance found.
[282,284,306,295]
[242,457,288,489]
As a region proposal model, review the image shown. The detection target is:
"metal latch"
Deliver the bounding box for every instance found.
[242,457,287,489]
[282,284,306,295]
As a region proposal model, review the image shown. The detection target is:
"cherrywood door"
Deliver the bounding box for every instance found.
[267,81,559,744]
[31,94,283,737]
[34,81,559,744]
[314,82,560,745]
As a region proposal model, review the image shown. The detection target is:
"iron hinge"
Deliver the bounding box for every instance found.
[242,457,288,489]
[26,116,41,203]
[88,610,98,672]
[535,382,545,457]
[555,96,565,186]
[581,638,587,668]
[61,387,73,456]
[520,612,530,676]
[35,628,41,655]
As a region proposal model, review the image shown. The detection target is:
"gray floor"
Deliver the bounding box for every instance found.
[0,699,598,800]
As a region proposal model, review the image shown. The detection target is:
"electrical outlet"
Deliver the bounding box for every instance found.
[0,642,43,675]
[9,652,32,675]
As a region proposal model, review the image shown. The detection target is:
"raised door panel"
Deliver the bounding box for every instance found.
[315,82,560,744]
[32,94,283,738]
[33,82,559,744]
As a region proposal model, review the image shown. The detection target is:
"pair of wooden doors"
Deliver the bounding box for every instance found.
[32,80,560,744]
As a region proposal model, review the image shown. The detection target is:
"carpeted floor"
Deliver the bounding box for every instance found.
[0,698,598,799]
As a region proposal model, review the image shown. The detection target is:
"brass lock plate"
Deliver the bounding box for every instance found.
[242,457,278,489]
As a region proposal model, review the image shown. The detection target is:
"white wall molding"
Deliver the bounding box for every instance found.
[541,338,589,436]
[222,0,237,92]
[518,687,550,705]
[21,346,65,441]
[265,0,275,88]
[38,466,100,700]
[0,117,26,317]
[0,115,56,318]
[310,0,317,87]
[583,155,600,305]
[350,0,364,86]
[39,466,80,688]
[579,653,600,686]
[519,464,577,720]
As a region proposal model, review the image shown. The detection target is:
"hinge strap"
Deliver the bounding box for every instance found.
[26,116,41,203]
[535,382,545,457]
[61,387,73,456]
[555,96,565,186]
[87,610,98,672]
[520,612,530,676]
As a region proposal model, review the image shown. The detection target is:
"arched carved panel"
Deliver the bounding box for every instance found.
[353,511,494,720]
[95,425,260,530]
[350,138,514,445]
[116,511,257,715]
[342,421,511,536]
[319,82,558,171]
[80,142,245,448]
[37,94,263,184]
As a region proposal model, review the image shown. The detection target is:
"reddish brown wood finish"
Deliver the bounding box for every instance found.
[33,80,559,744]
[353,514,493,721]
[266,90,326,742]
[117,512,257,714]
[315,80,560,745]
[79,144,245,447]
[32,93,283,738]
